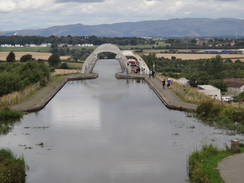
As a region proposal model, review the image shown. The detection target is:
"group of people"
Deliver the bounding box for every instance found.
[162,79,171,88]
[149,70,155,78]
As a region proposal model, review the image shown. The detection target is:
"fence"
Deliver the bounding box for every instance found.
[0,81,40,107]
[51,69,81,76]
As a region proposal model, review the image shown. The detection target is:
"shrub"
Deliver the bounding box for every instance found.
[59,63,69,69]
[0,62,50,96]
[220,107,235,120]
[20,54,33,62]
[210,102,223,117]
[0,108,24,134]
[196,100,244,133]
[232,110,244,124]
[196,100,213,117]
[0,149,26,183]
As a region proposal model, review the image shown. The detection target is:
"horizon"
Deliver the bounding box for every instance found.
[2,17,244,32]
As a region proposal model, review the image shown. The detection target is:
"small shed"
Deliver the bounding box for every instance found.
[197,85,221,100]
[177,78,189,85]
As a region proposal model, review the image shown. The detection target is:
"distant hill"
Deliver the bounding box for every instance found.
[1,18,244,37]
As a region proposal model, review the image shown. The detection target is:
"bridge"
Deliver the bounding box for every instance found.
[81,43,150,74]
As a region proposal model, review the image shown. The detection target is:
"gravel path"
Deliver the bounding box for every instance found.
[11,75,69,112]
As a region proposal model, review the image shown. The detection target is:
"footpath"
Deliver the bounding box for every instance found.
[145,76,197,111]
[218,152,244,183]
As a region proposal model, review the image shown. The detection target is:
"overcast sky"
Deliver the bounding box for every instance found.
[1,0,244,31]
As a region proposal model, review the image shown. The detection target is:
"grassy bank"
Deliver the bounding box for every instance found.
[156,75,210,105]
[188,144,244,183]
[0,149,26,183]
[157,75,244,134]
[0,108,24,134]
[196,100,244,134]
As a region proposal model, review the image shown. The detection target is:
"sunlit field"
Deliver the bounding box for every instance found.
[155,53,244,62]
[0,52,70,61]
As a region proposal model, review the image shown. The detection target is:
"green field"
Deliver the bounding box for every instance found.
[0,47,50,52]
[65,62,83,69]
[118,41,169,50]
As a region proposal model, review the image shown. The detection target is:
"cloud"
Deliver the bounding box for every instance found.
[0,0,16,12]
[0,0,244,31]
[55,0,104,3]
[0,0,53,12]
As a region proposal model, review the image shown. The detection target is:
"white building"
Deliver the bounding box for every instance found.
[238,49,244,54]
[197,85,221,100]
[228,82,244,94]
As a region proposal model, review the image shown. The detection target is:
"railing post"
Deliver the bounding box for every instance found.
[231,139,240,153]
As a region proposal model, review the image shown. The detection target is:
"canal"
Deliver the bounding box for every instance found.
[0,59,242,183]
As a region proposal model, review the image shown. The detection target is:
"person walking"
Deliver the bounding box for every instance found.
[167,79,171,88]
[162,79,166,88]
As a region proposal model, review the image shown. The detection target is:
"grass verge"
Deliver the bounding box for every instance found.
[0,108,24,135]
[188,144,244,183]
[0,149,26,183]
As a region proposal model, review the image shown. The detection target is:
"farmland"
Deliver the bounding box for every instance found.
[0,52,70,61]
[155,53,244,61]
[1,48,244,62]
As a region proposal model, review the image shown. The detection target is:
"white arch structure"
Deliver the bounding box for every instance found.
[81,43,149,74]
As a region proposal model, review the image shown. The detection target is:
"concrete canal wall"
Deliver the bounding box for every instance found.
[11,72,196,112]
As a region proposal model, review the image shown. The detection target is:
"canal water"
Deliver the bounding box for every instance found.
[0,59,242,183]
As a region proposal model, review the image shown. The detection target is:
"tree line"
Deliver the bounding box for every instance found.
[0,36,151,46]
[2,36,244,50]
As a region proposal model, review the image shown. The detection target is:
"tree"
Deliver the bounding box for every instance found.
[234,92,244,102]
[6,51,15,62]
[20,54,33,62]
[48,53,61,68]
[141,53,157,71]
[171,56,176,60]
[208,55,224,79]
[208,79,228,92]
[59,63,69,69]
[189,71,212,87]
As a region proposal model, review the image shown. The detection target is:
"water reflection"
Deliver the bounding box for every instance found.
[0,59,242,183]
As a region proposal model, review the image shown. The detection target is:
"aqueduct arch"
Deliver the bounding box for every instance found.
[121,50,149,74]
[81,43,149,74]
[81,43,127,73]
